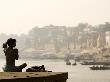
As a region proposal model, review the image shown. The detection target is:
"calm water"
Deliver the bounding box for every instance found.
[0,59,110,82]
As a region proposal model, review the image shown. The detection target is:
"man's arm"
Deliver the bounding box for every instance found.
[14,48,19,60]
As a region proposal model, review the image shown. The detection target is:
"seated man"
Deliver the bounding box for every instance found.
[3,38,27,72]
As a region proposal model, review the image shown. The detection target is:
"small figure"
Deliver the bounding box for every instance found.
[3,38,27,72]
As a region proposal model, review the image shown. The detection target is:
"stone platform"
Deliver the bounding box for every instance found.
[0,72,68,82]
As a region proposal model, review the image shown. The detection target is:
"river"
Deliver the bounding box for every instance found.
[0,59,110,82]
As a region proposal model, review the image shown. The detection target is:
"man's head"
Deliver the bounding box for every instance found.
[6,38,16,47]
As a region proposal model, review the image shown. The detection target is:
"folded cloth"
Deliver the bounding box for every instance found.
[3,65,16,72]
[3,63,27,72]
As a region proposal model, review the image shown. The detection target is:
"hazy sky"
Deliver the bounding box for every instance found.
[0,0,110,35]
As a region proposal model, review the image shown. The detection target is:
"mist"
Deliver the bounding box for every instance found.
[0,0,110,34]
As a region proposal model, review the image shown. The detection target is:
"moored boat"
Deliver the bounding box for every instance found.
[66,61,71,65]
[72,60,77,66]
[90,65,110,70]
[81,61,110,65]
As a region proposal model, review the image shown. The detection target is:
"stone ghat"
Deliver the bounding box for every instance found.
[0,72,68,82]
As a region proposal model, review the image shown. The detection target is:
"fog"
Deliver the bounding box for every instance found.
[0,0,110,60]
[0,0,110,34]
[0,22,110,60]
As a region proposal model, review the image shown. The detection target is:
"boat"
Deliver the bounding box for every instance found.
[90,65,110,70]
[66,60,71,65]
[65,55,71,65]
[72,60,77,66]
[65,48,71,65]
[72,62,76,65]
[80,61,110,65]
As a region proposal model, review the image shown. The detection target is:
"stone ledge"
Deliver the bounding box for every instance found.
[0,72,68,82]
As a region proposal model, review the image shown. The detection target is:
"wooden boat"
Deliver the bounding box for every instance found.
[66,60,71,65]
[65,54,71,65]
[72,60,77,66]
[90,65,110,70]
[81,61,110,65]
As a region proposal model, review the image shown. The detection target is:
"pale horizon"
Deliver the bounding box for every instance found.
[0,0,110,35]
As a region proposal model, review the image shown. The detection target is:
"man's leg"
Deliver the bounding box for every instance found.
[16,63,27,72]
